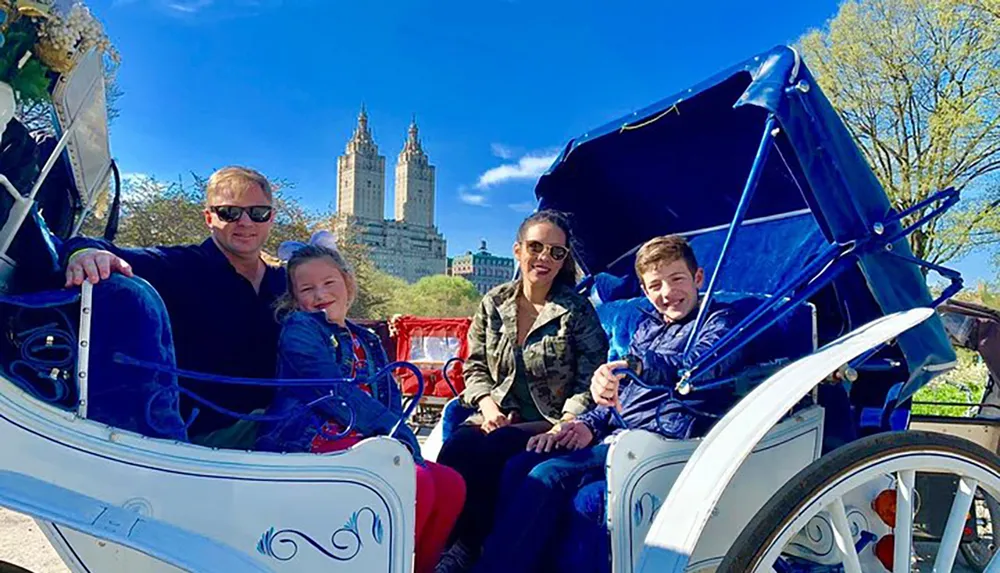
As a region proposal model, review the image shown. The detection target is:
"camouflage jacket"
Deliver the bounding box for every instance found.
[461,280,609,424]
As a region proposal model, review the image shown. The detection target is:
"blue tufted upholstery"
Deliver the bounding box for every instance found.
[592,293,816,375]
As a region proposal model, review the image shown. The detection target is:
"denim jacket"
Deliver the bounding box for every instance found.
[255,311,423,462]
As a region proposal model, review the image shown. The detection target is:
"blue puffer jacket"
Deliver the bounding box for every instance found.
[577,299,746,441]
[254,311,422,462]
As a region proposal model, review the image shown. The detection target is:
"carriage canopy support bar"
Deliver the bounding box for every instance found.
[678,186,961,395]
[682,115,778,360]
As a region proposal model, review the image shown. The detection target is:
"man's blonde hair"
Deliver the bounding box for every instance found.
[204,166,273,205]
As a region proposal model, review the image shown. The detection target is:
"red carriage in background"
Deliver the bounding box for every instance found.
[357,315,473,429]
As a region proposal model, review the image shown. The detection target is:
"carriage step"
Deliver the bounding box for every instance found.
[0,470,275,573]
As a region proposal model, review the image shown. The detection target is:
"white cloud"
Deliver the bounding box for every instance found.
[508,201,535,214]
[166,0,213,13]
[490,143,519,160]
[475,151,558,190]
[458,186,489,207]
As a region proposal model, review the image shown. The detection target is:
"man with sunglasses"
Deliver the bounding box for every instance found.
[59,166,287,447]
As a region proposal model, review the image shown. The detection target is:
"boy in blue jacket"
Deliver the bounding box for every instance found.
[462,235,746,573]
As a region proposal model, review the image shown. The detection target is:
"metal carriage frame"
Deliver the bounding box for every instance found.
[0,42,997,573]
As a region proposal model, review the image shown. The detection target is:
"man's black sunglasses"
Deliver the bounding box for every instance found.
[210,205,273,223]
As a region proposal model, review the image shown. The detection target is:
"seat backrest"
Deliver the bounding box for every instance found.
[587,212,830,304]
[592,293,817,375]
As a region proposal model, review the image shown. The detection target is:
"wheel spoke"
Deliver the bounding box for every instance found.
[895,470,915,573]
[829,498,863,573]
[984,551,1000,573]
[933,476,978,572]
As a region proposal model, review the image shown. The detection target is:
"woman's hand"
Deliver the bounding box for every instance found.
[478,396,512,433]
[526,420,593,453]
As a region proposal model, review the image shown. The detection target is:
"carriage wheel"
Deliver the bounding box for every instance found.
[960,489,1000,571]
[717,430,1000,573]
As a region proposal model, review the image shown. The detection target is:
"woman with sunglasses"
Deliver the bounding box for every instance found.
[435,210,609,573]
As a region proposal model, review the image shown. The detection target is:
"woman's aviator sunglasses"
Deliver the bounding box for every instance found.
[210,205,273,223]
[523,240,569,261]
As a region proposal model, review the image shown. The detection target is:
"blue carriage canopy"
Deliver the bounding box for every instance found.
[534,45,957,402]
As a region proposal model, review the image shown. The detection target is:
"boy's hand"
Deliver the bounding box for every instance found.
[553,420,593,450]
[591,360,627,411]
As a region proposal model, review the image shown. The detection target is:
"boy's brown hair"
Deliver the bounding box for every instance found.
[634,235,699,278]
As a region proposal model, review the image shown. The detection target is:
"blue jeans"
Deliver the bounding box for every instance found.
[472,443,611,573]
[554,480,611,573]
[88,274,187,441]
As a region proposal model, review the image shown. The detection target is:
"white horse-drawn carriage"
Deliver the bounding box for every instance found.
[1,41,998,573]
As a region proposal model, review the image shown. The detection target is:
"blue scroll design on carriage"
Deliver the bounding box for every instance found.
[256,507,385,563]
[109,353,426,439]
[633,492,661,527]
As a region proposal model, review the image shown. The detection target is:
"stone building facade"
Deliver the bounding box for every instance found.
[334,106,447,283]
[448,240,515,294]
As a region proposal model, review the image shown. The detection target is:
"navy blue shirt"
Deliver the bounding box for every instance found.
[578,300,745,441]
[61,236,287,437]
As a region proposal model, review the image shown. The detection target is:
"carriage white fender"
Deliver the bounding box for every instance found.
[633,307,936,573]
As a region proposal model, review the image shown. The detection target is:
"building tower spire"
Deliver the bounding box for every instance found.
[336,103,386,221]
[401,114,424,159]
[395,115,435,227]
[346,103,378,157]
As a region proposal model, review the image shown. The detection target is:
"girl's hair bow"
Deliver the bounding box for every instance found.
[277,230,341,262]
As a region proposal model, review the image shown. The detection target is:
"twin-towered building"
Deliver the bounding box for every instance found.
[333,106,448,283]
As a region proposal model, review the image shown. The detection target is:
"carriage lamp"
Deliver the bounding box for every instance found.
[874,534,894,570]
[872,489,897,527]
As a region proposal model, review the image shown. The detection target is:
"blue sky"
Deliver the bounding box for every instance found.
[91,0,994,284]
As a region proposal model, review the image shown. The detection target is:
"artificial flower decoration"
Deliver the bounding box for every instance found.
[0,0,118,106]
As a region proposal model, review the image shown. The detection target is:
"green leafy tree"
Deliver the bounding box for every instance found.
[797,0,1000,267]
[388,275,481,318]
[913,347,989,416]
[83,172,314,254]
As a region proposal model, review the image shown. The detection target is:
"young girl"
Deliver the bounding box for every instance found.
[255,231,466,573]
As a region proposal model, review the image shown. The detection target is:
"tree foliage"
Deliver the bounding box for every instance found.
[797,0,1000,265]
[386,275,481,318]
[912,347,988,416]
[950,279,1000,309]
[82,172,313,255]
